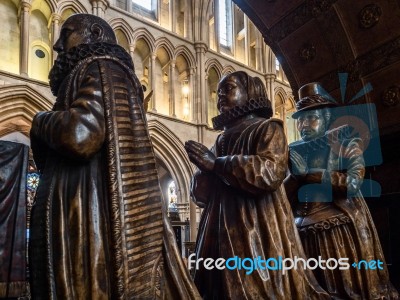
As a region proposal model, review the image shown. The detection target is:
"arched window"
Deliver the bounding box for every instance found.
[174,54,190,120]
[132,0,152,10]
[207,67,220,127]
[29,45,50,82]
[218,0,232,49]
[132,0,157,21]
[115,29,130,52]
[168,181,178,208]
[153,47,170,116]
[29,9,51,82]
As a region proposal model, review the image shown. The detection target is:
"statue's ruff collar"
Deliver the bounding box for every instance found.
[49,42,133,96]
[211,97,272,130]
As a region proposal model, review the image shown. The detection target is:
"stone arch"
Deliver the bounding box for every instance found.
[132,28,155,53]
[109,18,135,45]
[274,86,287,103]
[222,65,236,76]
[205,58,223,78]
[57,0,88,14]
[154,37,174,60]
[0,85,53,137]
[174,45,196,69]
[147,120,194,206]
[30,0,55,19]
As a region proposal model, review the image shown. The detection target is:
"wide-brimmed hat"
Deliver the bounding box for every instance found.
[292,82,338,119]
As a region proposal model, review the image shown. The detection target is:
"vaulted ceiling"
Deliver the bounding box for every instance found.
[233,0,400,136]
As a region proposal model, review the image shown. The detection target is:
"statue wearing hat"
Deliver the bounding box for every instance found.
[285,82,398,299]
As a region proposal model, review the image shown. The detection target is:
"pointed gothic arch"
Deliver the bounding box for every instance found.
[147,120,195,206]
[0,85,53,137]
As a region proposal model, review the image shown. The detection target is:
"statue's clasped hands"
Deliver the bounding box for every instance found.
[290,150,309,176]
[184,140,216,173]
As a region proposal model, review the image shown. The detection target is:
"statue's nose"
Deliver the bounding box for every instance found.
[53,38,63,53]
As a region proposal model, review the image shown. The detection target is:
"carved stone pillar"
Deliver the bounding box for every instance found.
[255,32,263,72]
[170,0,176,33]
[184,2,191,39]
[189,68,195,122]
[129,44,135,59]
[150,54,156,112]
[244,15,250,66]
[51,13,62,61]
[189,201,197,241]
[169,60,176,117]
[264,73,276,114]
[90,0,109,17]
[194,43,207,125]
[214,3,220,53]
[20,0,31,77]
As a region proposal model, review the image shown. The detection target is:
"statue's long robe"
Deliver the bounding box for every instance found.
[191,117,329,299]
[285,136,398,299]
[30,52,199,299]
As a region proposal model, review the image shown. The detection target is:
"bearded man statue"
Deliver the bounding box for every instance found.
[29,14,199,300]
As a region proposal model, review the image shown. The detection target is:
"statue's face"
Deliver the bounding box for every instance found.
[217,74,247,113]
[296,109,326,141]
[53,18,90,53]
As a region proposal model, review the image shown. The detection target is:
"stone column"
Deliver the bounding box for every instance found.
[184,2,191,39]
[170,0,176,33]
[265,73,276,114]
[129,44,135,60]
[126,0,132,13]
[20,0,31,77]
[90,0,98,15]
[189,68,195,122]
[51,13,62,61]
[150,54,157,112]
[169,60,176,117]
[90,0,109,17]
[214,2,220,52]
[97,0,109,18]
[189,201,197,241]
[255,32,263,72]
[194,43,207,126]
[244,15,250,66]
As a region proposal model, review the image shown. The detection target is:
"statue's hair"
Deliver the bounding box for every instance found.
[67,14,117,44]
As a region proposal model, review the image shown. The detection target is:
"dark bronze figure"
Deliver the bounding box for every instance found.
[29,14,199,299]
[285,82,398,299]
[185,71,330,299]
[0,141,29,298]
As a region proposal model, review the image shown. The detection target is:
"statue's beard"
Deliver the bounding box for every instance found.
[49,50,71,96]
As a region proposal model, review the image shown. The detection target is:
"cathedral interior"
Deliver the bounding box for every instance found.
[0,0,399,297]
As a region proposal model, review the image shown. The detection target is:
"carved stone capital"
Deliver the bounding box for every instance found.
[20,0,32,11]
[194,42,208,53]
[51,13,62,23]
